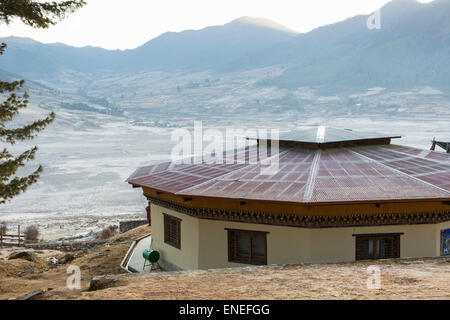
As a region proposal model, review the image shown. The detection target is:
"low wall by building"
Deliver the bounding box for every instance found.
[24,240,108,252]
[119,220,148,233]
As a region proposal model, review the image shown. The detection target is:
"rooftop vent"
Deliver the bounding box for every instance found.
[247,127,401,149]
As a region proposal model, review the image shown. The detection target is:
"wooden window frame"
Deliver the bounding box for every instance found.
[164,214,181,249]
[354,233,401,261]
[226,228,268,265]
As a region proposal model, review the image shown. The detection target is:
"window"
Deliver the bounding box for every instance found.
[164,214,181,249]
[227,229,268,265]
[355,234,400,260]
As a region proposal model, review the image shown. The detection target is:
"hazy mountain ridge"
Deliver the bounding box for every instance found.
[122,17,297,72]
[0,0,449,94]
[0,36,122,77]
[0,16,296,77]
[246,0,450,92]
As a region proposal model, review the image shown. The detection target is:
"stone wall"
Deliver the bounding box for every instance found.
[24,240,107,252]
[119,220,148,233]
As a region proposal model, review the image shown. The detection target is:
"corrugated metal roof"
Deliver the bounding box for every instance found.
[127,142,450,204]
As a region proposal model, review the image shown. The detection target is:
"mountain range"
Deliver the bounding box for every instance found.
[0,0,449,94]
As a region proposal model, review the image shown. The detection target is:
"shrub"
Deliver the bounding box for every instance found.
[0,222,7,235]
[95,225,118,240]
[24,225,40,241]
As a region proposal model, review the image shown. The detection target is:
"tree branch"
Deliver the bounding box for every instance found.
[0,0,86,28]
[0,112,55,144]
[0,147,38,182]
[0,165,43,204]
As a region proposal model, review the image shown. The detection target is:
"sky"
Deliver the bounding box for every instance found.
[0,0,436,50]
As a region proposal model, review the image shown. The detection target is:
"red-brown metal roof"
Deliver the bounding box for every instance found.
[127,144,450,204]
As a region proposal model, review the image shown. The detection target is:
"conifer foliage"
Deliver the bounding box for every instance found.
[0,1,85,204]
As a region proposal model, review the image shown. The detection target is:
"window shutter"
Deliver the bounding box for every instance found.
[393,235,400,258]
[355,237,361,261]
[163,214,181,249]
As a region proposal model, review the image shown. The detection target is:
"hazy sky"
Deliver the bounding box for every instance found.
[0,0,435,50]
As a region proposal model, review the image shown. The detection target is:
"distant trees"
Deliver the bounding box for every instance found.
[0,1,85,204]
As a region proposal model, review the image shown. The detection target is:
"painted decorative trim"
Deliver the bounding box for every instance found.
[145,195,450,228]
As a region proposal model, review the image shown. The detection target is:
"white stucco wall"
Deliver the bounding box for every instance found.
[150,204,200,270]
[150,204,450,271]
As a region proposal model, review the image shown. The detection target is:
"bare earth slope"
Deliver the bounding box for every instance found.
[1,225,448,300]
[76,257,449,300]
[0,225,151,300]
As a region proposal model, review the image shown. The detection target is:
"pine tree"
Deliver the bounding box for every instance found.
[0,1,85,204]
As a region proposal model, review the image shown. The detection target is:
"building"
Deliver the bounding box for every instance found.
[127,127,450,271]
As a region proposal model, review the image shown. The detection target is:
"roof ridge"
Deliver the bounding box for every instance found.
[350,149,450,196]
[386,145,450,166]
[303,150,322,202]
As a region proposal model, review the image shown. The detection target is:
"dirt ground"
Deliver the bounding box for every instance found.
[73,257,450,300]
[0,225,151,300]
[1,225,449,300]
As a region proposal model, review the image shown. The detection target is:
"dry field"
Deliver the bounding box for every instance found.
[1,225,449,300]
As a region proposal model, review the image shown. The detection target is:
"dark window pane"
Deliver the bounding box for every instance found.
[237,234,250,258]
[379,238,393,259]
[252,236,265,260]
[368,239,374,256]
